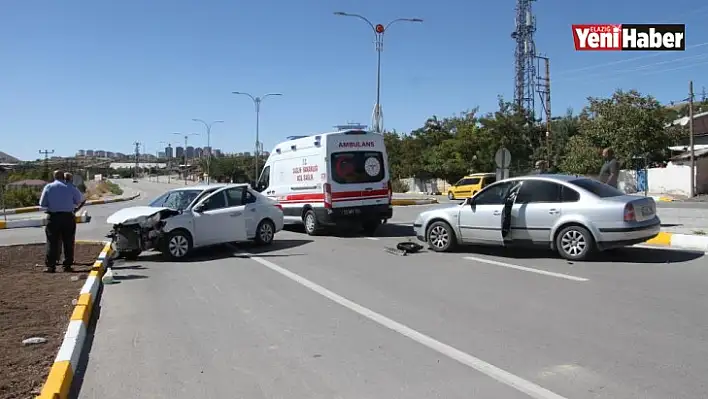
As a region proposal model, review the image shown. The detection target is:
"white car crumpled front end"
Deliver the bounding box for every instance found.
[106,206,180,258]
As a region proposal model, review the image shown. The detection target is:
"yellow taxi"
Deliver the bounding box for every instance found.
[447,173,496,200]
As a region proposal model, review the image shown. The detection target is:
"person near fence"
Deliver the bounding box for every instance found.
[39,170,84,273]
[599,148,619,188]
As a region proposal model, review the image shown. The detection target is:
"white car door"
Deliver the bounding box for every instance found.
[458,181,518,245]
[192,188,248,246]
[224,186,258,238]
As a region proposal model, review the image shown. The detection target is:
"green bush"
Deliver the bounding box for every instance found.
[2,187,42,208]
[391,179,410,193]
[104,181,123,195]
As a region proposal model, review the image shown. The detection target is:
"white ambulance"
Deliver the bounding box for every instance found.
[254,129,393,235]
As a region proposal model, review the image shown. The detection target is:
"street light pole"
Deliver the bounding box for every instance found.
[173,132,199,185]
[192,119,223,184]
[232,91,282,183]
[333,12,423,134]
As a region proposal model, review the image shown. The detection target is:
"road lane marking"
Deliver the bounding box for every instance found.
[239,251,569,399]
[364,237,379,241]
[463,257,589,282]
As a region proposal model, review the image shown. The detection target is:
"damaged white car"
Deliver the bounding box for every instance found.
[106,183,285,260]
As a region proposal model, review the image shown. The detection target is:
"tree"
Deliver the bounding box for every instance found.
[578,89,681,166]
[558,135,603,175]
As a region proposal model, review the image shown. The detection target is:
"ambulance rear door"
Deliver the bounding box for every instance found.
[326,130,390,209]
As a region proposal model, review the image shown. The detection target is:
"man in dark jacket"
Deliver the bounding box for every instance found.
[599,148,619,188]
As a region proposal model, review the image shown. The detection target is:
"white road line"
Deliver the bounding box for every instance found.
[463,257,589,282]
[364,237,379,241]
[239,251,569,399]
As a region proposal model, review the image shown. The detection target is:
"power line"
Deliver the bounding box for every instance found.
[554,41,708,76]
[556,52,708,82]
[562,60,708,86]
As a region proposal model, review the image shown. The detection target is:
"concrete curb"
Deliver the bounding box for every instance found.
[391,198,439,206]
[644,232,708,251]
[0,193,140,216]
[630,194,675,202]
[0,211,92,230]
[37,241,113,399]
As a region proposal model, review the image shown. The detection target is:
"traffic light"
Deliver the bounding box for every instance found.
[375,24,385,33]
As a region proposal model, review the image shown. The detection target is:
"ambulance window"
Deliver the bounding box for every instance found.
[331,151,385,184]
[258,166,270,186]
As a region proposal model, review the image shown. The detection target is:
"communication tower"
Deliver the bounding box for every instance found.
[511,0,538,117]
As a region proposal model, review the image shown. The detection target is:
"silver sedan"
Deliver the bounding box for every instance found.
[413,175,660,260]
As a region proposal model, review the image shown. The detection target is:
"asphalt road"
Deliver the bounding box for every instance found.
[75,204,708,398]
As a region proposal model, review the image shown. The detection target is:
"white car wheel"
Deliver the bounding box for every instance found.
[255,219,275,245]
[163,231,192,260]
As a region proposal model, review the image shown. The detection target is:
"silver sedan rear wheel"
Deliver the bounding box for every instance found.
[427,221,456,252]
[555,225,594,261]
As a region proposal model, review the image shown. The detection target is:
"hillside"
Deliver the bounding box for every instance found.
[0,151,21,163]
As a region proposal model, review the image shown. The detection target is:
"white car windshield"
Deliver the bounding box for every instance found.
[149,189,204,211]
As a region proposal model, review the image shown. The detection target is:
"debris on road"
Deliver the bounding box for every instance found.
[385,241,425,256]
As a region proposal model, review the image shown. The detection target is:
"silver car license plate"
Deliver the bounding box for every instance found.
[641,205,653,216]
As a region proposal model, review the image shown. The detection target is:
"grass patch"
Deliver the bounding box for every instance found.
[104,180,123,195]
[84,180,123,200]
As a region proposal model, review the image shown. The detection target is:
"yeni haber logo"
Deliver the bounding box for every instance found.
[572,24,685,51]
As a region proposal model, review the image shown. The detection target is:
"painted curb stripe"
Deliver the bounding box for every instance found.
[0,193,140,216]
[391,198,438,206]
[0,214,92,230]
[645,232,672,246]
[38,241,113,399]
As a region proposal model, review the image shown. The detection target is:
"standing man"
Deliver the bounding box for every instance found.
[599,147,619,188]
[39,170,84,273]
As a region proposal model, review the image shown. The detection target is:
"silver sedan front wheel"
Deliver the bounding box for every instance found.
[427,221,456,252]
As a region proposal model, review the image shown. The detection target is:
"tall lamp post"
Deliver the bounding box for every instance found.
[192,119,223,184]
[232,91,282,183]
[173,132,199,185]
[333,12,423,134]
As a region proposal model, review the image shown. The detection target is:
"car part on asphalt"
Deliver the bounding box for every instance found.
[397,241,424,254]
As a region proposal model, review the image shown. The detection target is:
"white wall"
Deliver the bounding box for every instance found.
[618,163,705,197]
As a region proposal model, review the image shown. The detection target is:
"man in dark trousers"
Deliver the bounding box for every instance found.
[599,147,619,188]
[39,170,84,273]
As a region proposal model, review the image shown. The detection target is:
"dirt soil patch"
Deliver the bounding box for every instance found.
[0,242,102,399]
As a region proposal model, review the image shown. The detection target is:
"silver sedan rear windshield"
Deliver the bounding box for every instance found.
[569,178,624,197]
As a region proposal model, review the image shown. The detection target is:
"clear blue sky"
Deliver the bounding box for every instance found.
[2,0,707,161]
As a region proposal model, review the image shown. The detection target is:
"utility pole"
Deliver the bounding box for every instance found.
[689,81,695,198]
[39,149,55,181]
[133,142,141,180]
[536,55,551,166]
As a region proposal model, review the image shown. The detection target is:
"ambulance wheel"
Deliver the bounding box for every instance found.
[303,210,321,236]
[362,219,381,236]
